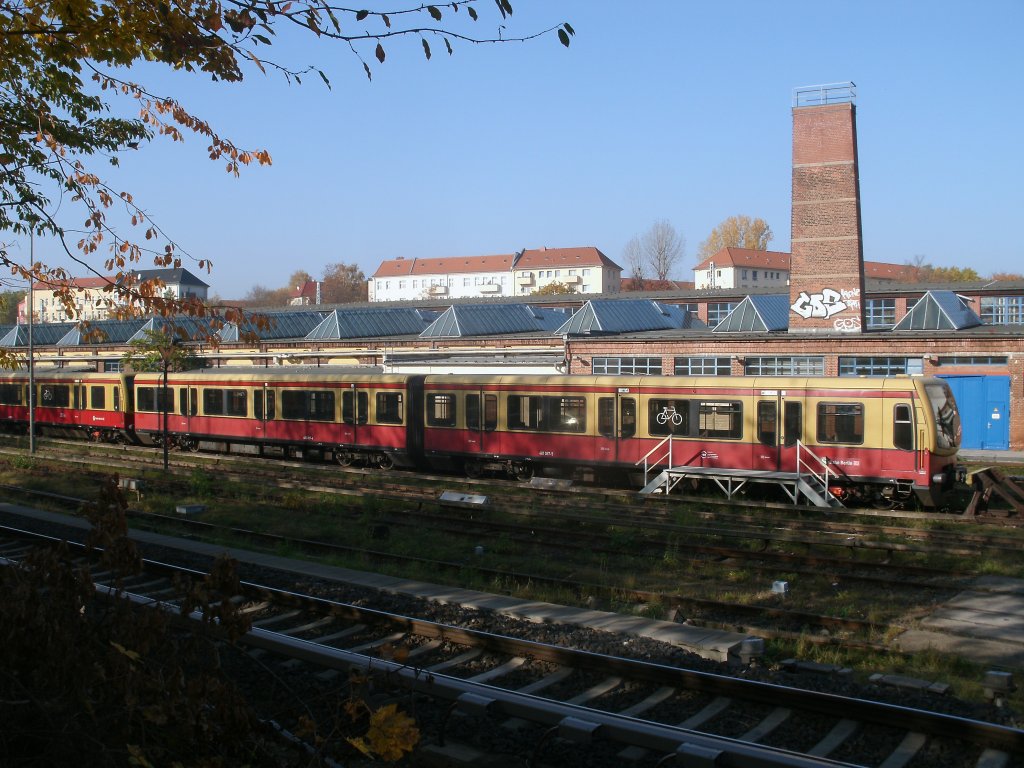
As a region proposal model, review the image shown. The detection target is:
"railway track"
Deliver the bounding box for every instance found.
[4,433,1018,529]
[0,523,1020,767]
[0,479,975,650]
[3,441,1022,649]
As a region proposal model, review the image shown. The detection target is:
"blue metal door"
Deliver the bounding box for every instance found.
[938,375,1009,450]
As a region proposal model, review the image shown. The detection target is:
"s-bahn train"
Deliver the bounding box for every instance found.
[0,367,964,508]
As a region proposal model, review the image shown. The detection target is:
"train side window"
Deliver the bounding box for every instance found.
[699,401,743,439]
[817,403,864,444]
[507,395,538,430]
[114,387,121,412]
[783,402,801,446]
[189,388,198,416]
[181,388,190,417]
[620,398,636,438]
[483,394,497,431]
[466,394,480,430]
[265,391,275,419]
[73,386,81,410]
[757,401,777,445]
[598,397,615,438]
[281,390,306,420]
[254,390,264,420]
[893,403,914,450]
[203,388,225,416]
[225,389,248,417]
[40,384,70,408]
[556,397,586,433]
[309,391,337,422]
[0,384,22,405]
[427,393,456,427]
[136,387,156,412]
[91,386,106,410]
[649,398,689,436]
[377,392,403,424]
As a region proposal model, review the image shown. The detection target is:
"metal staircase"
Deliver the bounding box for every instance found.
[637,438,844,508]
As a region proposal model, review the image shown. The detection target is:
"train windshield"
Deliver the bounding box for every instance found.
[925,381,961,450]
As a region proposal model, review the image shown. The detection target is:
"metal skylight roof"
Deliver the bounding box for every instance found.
[554,299,705,336]
[713,294,790,332]
[306,307,439,340]
[892,291,982,331]
[56,318,151,346]
[0,322,76,347]
[219,311,326,342]
[125,316,222,343]
[420,304,566,338]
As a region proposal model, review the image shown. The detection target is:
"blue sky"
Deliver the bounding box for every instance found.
[24,1,1024,297]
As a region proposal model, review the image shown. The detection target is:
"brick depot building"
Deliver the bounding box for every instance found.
[560,85,1024,451]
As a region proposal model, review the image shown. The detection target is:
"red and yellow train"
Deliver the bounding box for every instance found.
[0,367,964,507]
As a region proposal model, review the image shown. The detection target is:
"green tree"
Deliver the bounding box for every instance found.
[321,262,367,304]
[120,329,206,372]
[1,0,573,366]
[696,215,774,263]
[533,280,577,295]
[0,289,24,323]
[902,256,981,283]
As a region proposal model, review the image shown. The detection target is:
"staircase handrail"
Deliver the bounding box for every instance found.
[795,440,835,499]
[635,435,675,484]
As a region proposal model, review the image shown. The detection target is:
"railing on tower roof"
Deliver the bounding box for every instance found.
[793,82,856,107]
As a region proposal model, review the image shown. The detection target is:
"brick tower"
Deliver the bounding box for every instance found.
[788,83,865,334]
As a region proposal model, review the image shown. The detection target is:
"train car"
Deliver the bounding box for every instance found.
[420,374,962,507]
[131,368,422,467]
[0,369,134,442]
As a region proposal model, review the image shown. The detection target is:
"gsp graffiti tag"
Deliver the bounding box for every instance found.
[791,288,848,319]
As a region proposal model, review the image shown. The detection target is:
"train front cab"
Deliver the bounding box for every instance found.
[914,377,963,507]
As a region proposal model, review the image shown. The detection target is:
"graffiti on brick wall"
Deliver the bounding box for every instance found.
[791,287,861,332]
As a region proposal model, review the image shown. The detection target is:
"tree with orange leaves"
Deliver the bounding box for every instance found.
[0,1,573,364]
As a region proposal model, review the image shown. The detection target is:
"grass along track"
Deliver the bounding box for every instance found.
[3,441,1024,690]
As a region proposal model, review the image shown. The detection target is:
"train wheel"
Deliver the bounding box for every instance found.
[375,453,394,470]
[180,437,200,453]
[335,451,354,467]
[464,459,485,479]
[510,461,534,481]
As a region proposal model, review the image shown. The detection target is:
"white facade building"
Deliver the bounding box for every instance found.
[369,254,516,302]
[369,247,623,303]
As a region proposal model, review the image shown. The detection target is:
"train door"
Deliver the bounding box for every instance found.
[753,395,780,471]
[253,385,274,440]
[466,390,498,454]
[341,385,367,445]
[596,390,636,465]
[755,391,803,472]
[73,381,86,428]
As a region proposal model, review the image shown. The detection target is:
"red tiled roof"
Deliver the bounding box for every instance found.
[694,248,790,271]
[864,261,917,280]
[515,246,622,271]
[32,276,115,291]
[372,254,516,278]
[291,280,320,300]
[620,278,693,291]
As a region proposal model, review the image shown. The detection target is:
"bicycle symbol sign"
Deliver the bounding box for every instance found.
[656,407,683,426]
